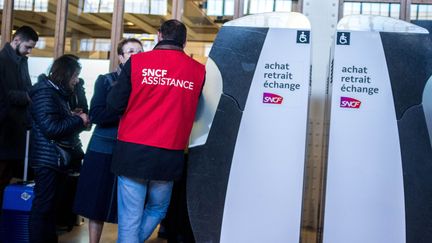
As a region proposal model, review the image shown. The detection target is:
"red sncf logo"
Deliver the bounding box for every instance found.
[263,93,283,104]
[340,97,361,108]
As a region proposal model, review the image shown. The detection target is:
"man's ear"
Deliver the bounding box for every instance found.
[157,32,163,42]
[118,54,125,64]
[10,37,21,49]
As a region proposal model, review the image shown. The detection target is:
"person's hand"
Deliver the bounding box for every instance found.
[71,108,83,116]
[78,113,90,127]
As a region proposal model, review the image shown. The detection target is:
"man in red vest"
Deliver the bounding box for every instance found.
[107,19,205,243]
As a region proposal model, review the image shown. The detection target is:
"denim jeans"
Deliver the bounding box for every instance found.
[117,176,173,243]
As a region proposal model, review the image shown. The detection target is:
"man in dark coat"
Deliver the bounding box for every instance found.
[0,25,38,204]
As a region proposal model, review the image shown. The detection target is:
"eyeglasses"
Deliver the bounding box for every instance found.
[123,48,142,55]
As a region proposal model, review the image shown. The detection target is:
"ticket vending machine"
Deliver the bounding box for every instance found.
[323,15,432,243]
[187,12,312,243]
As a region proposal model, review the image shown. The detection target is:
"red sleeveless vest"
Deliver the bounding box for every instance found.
[117,49,205,150]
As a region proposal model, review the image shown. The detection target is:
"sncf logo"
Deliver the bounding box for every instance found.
[340,97,361,109]
[263,93,283,104]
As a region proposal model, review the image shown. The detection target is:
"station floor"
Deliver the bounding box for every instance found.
[58,219,166,243]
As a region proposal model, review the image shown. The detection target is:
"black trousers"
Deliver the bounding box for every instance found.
[29,167,65,243]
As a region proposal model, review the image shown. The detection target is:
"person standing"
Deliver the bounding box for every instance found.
[29,55,90,243]
[107,19,205,243]
[0,26,38,204]
[73,38,143,243]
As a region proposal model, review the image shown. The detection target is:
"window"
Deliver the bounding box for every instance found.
[79,38,110,52]
[14,0,48,12]
[83,0,99,12]
[94,38,111,52]
[79,39,94,52]
[34,0,48,12]
[343,2,361,15]
[125,0,149,14]
[411,4,432,20]
[122,0,172,46]
[99,0,114,12]
[243,0,292,15]
[343,2,400,18]
[207,0,234,16]
[66,0,113,59]
[12,0,53,57]
[14,0,33,11]
[150,0,167,15]
[124,0,167,15]
[83,0,114,13]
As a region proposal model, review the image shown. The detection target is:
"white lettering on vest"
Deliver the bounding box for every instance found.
[142,68,167,77]
[141,68,194,91]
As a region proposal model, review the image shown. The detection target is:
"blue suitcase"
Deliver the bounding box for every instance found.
[1,182,34,243]
[1,131,33,243]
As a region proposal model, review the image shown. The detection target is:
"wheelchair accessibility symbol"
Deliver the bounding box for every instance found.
[296,31,310,44]
[337,32,350,45]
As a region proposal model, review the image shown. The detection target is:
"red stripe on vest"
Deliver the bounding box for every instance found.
[117,49,205,150]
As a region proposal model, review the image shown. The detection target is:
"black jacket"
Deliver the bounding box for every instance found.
[69,78,88,114]
[0,43,32,160]
[29,75,85,170]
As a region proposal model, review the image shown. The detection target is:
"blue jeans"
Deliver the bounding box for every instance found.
[117,176,173,243]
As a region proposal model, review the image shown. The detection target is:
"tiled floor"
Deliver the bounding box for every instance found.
[58,219,166,243]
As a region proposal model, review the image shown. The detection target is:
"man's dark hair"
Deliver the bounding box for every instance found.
[49,54,81,91]
[63,54,80,61]
[159,19,187,46]
[117,38,142,56]
[13,26,39,42]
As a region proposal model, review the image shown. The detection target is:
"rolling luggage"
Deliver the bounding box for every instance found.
[1,130,33,243]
